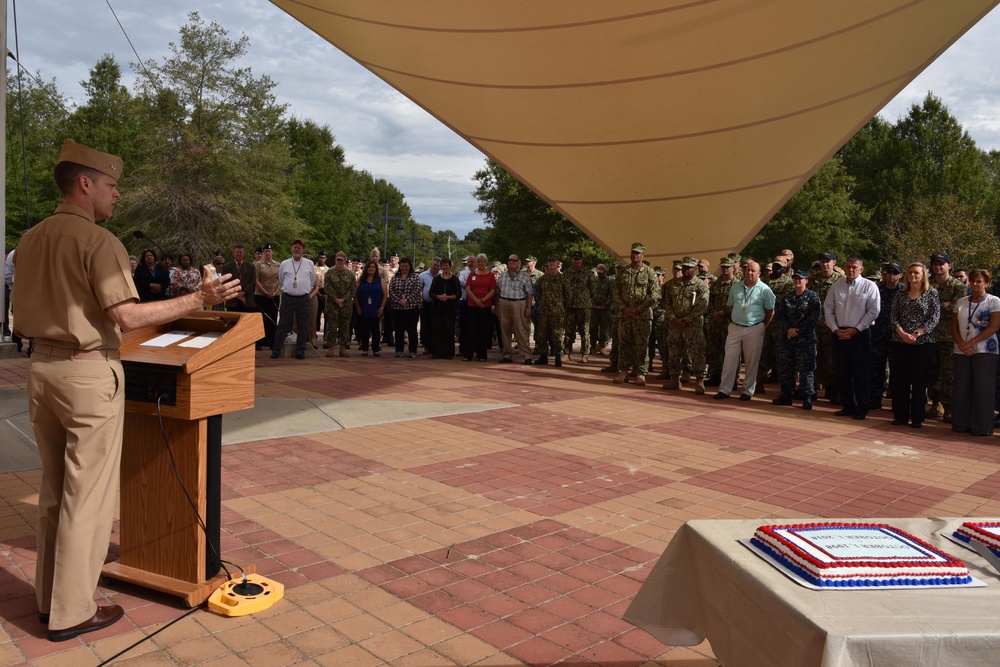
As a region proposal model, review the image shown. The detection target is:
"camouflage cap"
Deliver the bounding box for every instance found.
[630,242,646,253]
[680,256,698,268]
[671,260,683,270]
[525,255,537,262]
[654,266,666,276]
[719,257,735,267]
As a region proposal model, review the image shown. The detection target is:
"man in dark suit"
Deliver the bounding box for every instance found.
[222,244,257,313]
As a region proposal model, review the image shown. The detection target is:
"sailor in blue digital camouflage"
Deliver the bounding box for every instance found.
[772,268,822,409]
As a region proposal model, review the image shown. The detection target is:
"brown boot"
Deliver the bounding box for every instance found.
[581,354,589,364]
[339,346,349,357]
[614,371,628,384]
[636,374,647,386]
[943,405,952,424]
[931,402,944,419]
[326,346,336,358]
[662,378,679,390]
[694,378,705,395]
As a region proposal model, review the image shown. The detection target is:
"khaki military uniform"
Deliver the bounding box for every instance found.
[13,203,139,631]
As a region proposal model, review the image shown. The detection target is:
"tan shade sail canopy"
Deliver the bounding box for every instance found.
[271,0,999,263]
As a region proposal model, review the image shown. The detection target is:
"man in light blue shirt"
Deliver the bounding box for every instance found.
[823,255,880,419]
[715,261,776,400]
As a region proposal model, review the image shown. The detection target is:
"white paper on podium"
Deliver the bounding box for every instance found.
[178,332,223,348]
[141,330,197,347]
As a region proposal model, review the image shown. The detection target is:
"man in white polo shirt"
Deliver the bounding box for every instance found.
[270,240,318,359]
[715,260,776,401]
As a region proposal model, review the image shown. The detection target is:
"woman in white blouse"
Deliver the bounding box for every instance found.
[951,269,1000,436]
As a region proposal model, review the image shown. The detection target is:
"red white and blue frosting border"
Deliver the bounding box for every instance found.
[952,521,1000,558]
[751,522,972,588]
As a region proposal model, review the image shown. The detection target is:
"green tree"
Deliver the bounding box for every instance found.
[743,158,870,268]
[473,159,613,266]
[64,55,143,168]
[111,12,299,263]
[885,194,1000,271]
[5,68,68,243]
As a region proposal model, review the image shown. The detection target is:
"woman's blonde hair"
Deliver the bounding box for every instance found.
[905,262,930,294]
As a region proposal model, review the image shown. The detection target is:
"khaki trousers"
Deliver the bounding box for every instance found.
[28,357,124,630]
[498,298,532,360]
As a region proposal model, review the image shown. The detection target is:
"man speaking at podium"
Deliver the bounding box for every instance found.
[11,140,241,642]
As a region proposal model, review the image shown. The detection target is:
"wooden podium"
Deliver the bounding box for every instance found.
[102,311,263,606]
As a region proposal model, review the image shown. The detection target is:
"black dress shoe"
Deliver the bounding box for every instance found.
[49,605,124,642]
[891,419,907,425]
[834,409,853,417]
[910,422,922,428]
[739,394,752,401]
[771,395,792,406]
[853,413,867,420]
[499,357,512,364]
[524,358,533,365]
[270,351,280,359]
[713,392,729,400]
[802,399,812,410]
[39,613,49,624]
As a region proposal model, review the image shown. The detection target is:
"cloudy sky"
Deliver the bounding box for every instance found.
[6,1,1000,237]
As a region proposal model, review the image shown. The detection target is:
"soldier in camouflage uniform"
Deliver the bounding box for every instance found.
[651,265,670,377]
[535,257,568,367]
[324,251,358,356]
[928,253,966,422]
[807,252,844,402]
[612,242,659,385]
[590,263,613,355]
[697,259,716,287]
[772,269,822,409]
[662,256,710,393]
[522,255,544,347]
[757,257,794,392]
[706,257,738,385]
[564,251,594,362]
[870,262,903,410]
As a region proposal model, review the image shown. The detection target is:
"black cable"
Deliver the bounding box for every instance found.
[156,394,232,582]
[96,604,202,666]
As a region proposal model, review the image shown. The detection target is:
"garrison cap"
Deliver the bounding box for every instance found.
[58,139,123,179]
[630,242,646,253]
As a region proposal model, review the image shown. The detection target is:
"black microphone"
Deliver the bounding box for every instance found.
[132,230,168,261]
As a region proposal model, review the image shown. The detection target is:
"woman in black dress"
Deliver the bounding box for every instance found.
[429,258,461,359]
[133,248,170,302]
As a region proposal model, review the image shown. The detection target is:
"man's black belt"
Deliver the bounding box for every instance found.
[499,297,525,301]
